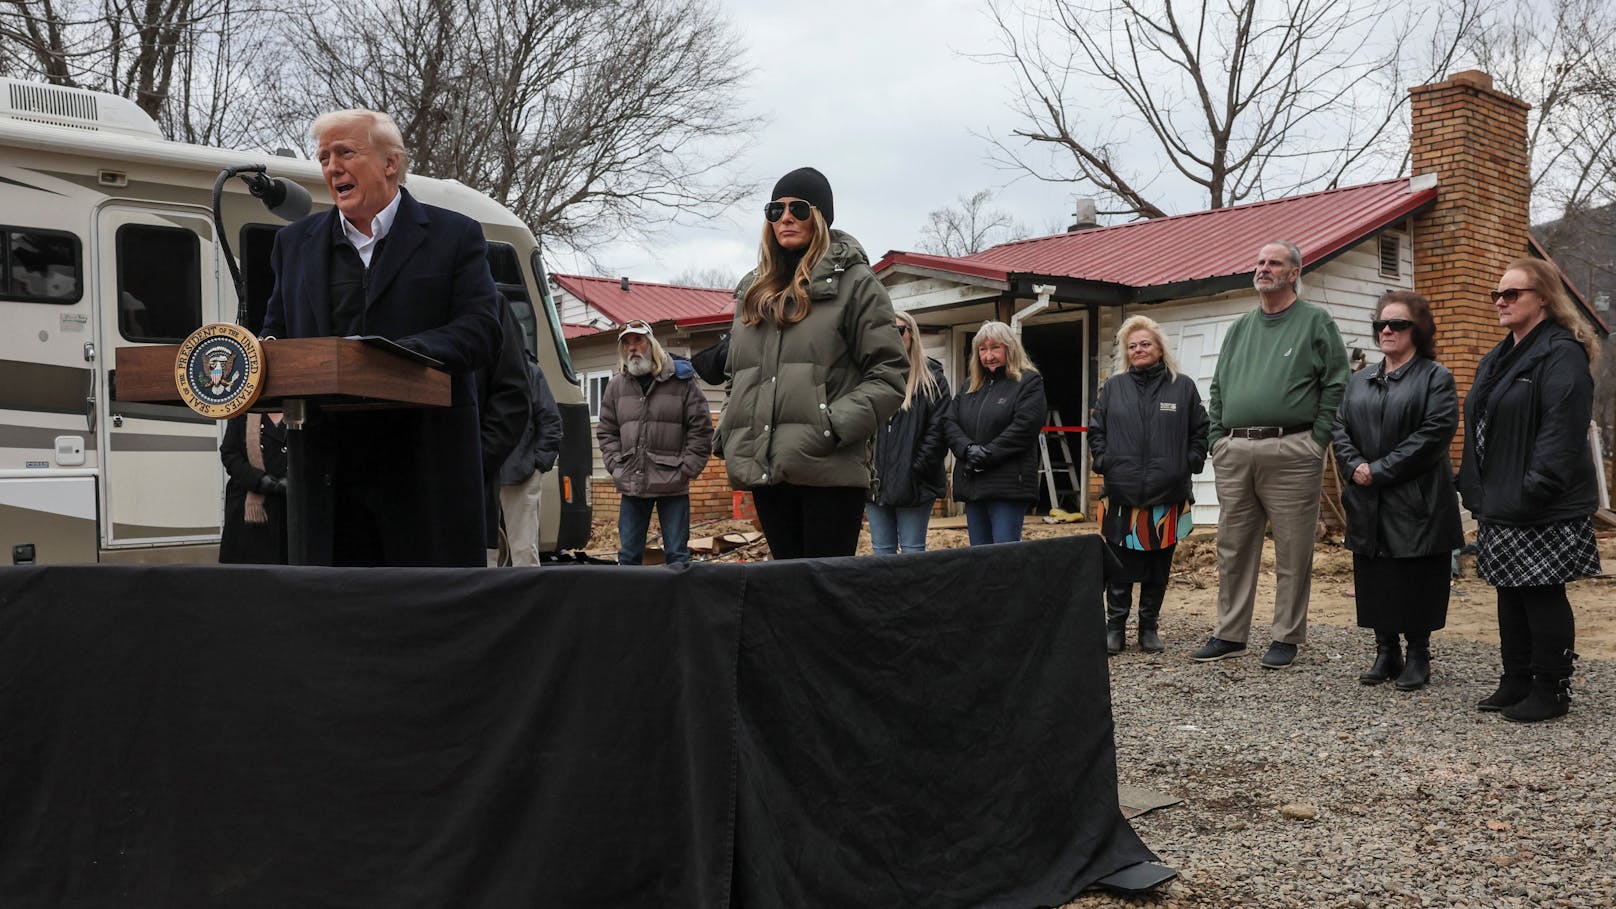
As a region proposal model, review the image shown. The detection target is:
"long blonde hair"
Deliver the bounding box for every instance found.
[1504,257,1602,364]
[967,321,1038,393]
[740,210,832,328]
[896,310,939,410]
[1112,315,1179,379]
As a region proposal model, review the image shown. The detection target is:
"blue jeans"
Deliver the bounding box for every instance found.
[964,500,1027,545]
[618,494,691,565]
[865,501,934,554]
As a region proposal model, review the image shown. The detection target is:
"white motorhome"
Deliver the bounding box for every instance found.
[0,79,594,564]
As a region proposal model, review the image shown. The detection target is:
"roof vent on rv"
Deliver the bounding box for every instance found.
[0,78,162,138]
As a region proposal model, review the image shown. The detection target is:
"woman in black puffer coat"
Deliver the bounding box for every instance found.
[943,321,1046,545]
[866,310,951,553]
[1089,315,1208,656]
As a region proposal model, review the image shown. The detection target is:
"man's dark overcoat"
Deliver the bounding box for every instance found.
[262,187,502,566]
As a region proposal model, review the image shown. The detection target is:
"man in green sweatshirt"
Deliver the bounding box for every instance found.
[1191,241,1349,669]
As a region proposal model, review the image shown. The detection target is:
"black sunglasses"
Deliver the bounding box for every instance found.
[1490,287,1530,304]
[764,200,814,223]
[1371,318,1414,334]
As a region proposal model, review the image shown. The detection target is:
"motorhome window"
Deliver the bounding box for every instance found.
[486,242,523,285]
[239,224,282,335]
[486,241,536,355]
[116,224,201,342]
[530,248,579,384]
[1,227,82,303]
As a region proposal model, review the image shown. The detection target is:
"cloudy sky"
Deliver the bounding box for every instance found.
[546,0,1134,285]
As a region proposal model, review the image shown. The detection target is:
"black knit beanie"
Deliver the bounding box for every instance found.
[770,167,834,226]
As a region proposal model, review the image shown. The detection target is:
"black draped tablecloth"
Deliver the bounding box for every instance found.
[0,535,1156,908]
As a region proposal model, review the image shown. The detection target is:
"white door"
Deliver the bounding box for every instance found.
[94,204,225,548]
[1174,316,1241,525]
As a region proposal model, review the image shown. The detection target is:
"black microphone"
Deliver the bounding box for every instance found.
[241,172,312,222]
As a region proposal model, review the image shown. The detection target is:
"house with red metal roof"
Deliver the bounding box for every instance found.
[872,70,1607,523]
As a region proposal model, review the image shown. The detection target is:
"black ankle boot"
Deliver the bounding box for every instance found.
[1358,631,1402,685]
[1136,581,1165,653]
[1105,582,1132,656]
[1503,676,1572,723]
[1394,642,1430,691]
[1477,675,1532,712]
[1137,626,1164,654]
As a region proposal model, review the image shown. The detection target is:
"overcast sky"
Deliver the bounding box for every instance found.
[546,0,1130,286]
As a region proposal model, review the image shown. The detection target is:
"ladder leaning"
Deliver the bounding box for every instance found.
[1037,409,1085,511]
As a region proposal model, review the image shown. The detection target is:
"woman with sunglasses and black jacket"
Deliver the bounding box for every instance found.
[1332,292,1463,692]
[1458,259,1601,723]
[719,167,908,559]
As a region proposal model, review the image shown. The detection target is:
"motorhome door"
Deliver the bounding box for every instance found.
[94,204,225,549]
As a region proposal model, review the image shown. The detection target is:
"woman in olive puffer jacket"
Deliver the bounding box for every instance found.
[719,167,907,559]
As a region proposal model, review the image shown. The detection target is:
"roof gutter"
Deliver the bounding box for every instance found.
[1012,283,1056,337]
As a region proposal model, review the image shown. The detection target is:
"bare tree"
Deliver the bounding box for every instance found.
[667,266,739,289]
[981,0,1481,219]
[917,188,1030,256]
[271,0,757,252]
[1470,0,1616,228]
[0,0,285,146]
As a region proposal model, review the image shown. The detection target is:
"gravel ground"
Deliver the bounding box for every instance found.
[1064,619,1615,908]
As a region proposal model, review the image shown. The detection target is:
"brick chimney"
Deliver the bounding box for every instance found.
[1409,69,1531,459]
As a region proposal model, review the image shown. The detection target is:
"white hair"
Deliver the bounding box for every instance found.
[310,109,411,180]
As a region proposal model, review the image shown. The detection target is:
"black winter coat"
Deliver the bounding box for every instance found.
[1088,364,1208,508]
[1457,321,1598,526]
[1332,356,1464,557]
[871,358,951,507]
[219,414,288,565]
[944,368,1047,502]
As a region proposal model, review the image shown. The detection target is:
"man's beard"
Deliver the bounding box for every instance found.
[626,354,653,377]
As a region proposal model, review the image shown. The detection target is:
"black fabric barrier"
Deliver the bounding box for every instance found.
[0,535,1157,908]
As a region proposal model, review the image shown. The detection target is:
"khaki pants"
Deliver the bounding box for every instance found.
[1211,433,1324,645]
[498,471,546,567]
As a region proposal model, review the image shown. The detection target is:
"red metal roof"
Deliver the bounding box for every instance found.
[561,322,599,340]
[552,274,735,327]
[873,177,1438,290]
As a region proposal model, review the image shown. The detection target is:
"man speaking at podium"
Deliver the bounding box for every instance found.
[262,109,502,566]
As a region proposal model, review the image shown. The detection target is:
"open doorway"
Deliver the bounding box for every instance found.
[1021,318,1088,514]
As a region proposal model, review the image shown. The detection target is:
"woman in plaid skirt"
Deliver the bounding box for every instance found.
[1458,259,1603,723]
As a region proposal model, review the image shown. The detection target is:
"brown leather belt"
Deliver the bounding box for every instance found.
[1227,425,1313,440]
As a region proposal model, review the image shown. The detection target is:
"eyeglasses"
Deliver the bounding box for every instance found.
[1371,318,1414,334]
[764,200,814,223]
[896,324,911,335]
[1490,287,1531,304]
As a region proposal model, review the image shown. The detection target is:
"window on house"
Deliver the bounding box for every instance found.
[1378,234,1401,278]
[2,226,82,303]
[117,224,201,342]
[582,372,612,420]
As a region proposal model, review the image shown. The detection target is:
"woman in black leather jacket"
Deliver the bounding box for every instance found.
[1332,292,1463,691]
[1458,259,1602,723]
[943,321,1046,545]
[866,310,950,553]
[1088,315,1208,656]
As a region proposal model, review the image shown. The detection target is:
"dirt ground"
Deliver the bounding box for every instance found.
[587,518,1616,659]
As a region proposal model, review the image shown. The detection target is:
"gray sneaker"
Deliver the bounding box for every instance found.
[1260,641,1298,669]
[1190,637,1246,662]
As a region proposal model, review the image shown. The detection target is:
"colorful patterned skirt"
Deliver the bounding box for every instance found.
[1103,500,1193,585]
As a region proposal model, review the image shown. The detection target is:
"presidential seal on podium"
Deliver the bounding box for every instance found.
[174,323,265,418]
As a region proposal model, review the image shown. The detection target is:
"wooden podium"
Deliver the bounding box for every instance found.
[116,337,451,565]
